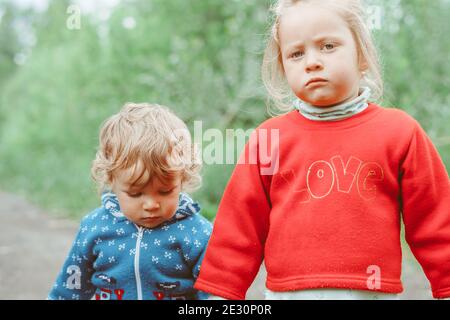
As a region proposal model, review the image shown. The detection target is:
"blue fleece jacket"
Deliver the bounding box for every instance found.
[48,192,212,300]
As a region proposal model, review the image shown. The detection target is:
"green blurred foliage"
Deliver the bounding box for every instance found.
[0,0,448,221]
[0,3,19,88]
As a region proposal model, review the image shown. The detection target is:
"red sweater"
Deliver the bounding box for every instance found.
[194,103,450,299]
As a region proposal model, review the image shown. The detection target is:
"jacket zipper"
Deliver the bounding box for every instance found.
[134,225,144,300]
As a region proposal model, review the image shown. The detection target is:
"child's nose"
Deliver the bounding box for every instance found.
[305,52,323,72]
[142,196,160,211]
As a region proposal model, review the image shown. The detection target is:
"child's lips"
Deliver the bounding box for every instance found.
[142,216,160,222]
[306,78,328,87]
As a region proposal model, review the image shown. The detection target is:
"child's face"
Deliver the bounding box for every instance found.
[111,168,182,229]
[279,3,365,107]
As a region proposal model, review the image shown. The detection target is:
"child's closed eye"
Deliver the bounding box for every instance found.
[127,192,142,198]
[159,188,175,196]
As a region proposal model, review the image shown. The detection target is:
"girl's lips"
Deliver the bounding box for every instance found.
[306,79,328,87]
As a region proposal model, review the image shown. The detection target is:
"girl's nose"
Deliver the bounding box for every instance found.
[305,52,323,72]
[143,196,160,211]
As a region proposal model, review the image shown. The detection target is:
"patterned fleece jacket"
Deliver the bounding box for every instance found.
[48,192,212,300]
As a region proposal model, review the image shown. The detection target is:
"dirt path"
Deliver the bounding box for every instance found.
[0,192,78,299]
[0,191,432,300]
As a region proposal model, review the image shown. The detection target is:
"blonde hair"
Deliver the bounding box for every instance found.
[91,103,202,193]
[262,0,383,115]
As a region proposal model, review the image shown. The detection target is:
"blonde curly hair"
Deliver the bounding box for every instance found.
[262,0,383,115]
[91,103,202,193]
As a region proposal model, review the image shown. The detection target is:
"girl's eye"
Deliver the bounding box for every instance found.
[291,51,304,59]
[323,43,335,51]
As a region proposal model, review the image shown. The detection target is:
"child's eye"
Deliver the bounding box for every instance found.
[127,192,142,198]
[322,43,336,51]
[159,189,174,196]
[290,51,304,59]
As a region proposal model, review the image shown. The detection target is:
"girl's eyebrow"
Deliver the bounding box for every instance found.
[312,34,344,42]
[285,34,343,51]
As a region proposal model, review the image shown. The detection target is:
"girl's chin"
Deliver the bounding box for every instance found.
[302,98,339,108]
[300,94,348,108]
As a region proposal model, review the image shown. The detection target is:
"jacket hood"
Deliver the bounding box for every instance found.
[101,192,201,223]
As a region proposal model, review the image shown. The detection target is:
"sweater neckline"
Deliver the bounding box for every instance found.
[287,102,383,130]
[294,87,371,121]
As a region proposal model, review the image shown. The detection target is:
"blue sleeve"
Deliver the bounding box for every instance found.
[48,216,97,300]
[194,249,211,300]
[185,215,212,300]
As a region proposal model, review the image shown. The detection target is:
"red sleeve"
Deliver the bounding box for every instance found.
[194,130,272,300]
[400,121,450,299]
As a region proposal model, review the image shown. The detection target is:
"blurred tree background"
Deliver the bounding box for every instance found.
[0,0,448,221]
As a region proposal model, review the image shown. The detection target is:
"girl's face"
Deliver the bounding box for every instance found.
[279,3,366,107]
[112,168,182,229]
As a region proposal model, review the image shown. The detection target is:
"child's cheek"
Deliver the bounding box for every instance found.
[119,197,135,217]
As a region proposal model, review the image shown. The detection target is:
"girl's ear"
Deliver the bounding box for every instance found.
[359,57,369,73]
[359,62,369,80]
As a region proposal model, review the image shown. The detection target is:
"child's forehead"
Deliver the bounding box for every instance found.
[114,167,179,189]
[279,4,351,43]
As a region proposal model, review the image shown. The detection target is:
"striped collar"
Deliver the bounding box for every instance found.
[294,87,371,121]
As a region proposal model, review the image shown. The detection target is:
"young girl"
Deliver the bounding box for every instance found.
[194,0,450,300]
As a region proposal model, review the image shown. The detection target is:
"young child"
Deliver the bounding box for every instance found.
[194,0,450,300]
[48,103,212,300]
